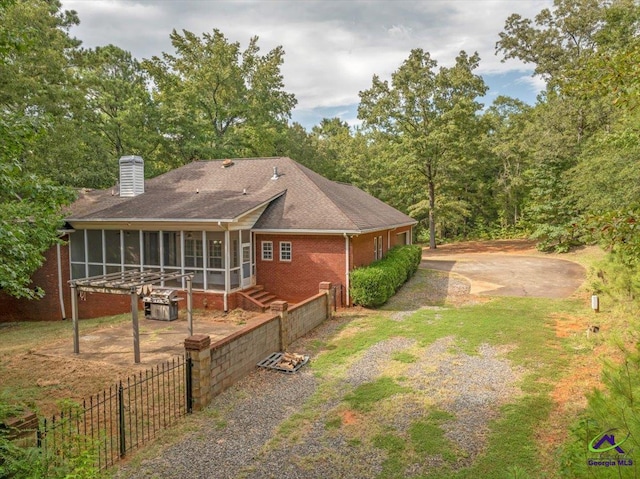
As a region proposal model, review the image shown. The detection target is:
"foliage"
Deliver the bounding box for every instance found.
[143,28,296,162]
[358,49,488,249]
[349,245,422,307]
[559,345,640,478]
[0,393,100,479]
[0,114,74,299]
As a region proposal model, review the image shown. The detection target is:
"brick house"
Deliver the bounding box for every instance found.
[0,156,416,321]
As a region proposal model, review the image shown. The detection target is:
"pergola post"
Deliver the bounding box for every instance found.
[131,290,140,364]
[69,270,193,363]
[71,283,79,354]
[187,276,193,337]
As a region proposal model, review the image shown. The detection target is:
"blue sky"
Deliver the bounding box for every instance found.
[62,0,551,129]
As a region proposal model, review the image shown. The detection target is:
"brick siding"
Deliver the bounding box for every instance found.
[0,239,71,322]
[255,234,345,303]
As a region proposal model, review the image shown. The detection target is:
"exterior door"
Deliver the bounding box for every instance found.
[241,243,252,288]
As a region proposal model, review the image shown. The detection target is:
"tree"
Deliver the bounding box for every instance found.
[358,49,487,248]
[0,0,75,298]
[484,96,533,228]
[143,29,296,162]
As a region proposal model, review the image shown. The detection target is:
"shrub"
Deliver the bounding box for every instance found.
[350,245,422,308]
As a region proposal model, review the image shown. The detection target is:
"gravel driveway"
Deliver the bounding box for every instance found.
[114,242,585,479]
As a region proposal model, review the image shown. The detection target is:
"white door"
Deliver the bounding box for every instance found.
[241,243,252,288]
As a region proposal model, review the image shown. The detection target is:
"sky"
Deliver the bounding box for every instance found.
[60,0,552,129]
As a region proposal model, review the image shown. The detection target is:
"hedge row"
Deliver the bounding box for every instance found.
[350,245,422,308]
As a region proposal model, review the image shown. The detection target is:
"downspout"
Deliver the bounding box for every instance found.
[344,233,350,306]
[224,228,230,313]
[57,243,67,320]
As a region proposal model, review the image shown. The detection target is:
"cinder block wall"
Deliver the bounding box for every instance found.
[186,283,331,409]
[287,292,328,345]
[209,314,280,397]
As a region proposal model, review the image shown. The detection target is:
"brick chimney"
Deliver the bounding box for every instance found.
[119,156,144,197]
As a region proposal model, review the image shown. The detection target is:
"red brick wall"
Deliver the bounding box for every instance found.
[390,225,413,248]
[351,231,384,268]
[255,234,346,304]
[0,240,72,322]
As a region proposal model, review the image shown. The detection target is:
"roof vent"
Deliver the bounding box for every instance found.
[271,166,279,180]
[119,156,144,197]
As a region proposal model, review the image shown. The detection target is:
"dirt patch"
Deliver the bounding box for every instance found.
[341,410,358,426]
[552,312,591,338]
[1,308,260,417]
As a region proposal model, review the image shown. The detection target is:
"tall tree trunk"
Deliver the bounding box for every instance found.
[428,178,436,249]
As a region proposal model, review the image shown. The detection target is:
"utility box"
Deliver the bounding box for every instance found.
[142,289,182,321]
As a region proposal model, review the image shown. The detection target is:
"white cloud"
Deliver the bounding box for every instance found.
[62,0,553,124]
[517,74,548,96]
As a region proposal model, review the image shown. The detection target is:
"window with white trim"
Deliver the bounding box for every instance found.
[378,235,383,260]
[262,241,273,261]
[184,234,203,268]
[373,236,378,261]
[208,239,223,269]
[279,241,292,261]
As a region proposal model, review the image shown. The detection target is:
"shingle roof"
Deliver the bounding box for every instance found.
[67,157,416,233]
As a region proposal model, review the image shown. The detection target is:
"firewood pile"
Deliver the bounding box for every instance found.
[257,351,309,373]
[276,352,306,371]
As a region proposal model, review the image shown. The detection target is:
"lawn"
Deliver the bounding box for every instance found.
[4,242,632,478]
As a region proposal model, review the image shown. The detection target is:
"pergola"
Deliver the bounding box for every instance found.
[69,270,194,363]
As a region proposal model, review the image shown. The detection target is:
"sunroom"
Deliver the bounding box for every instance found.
[69,226,254,293]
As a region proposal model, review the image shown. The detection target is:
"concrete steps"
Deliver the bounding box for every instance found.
[239,286,281,312]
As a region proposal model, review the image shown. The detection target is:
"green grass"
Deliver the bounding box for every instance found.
[392,351,418,363]
[264,291,593,478]
[344,377,410,412]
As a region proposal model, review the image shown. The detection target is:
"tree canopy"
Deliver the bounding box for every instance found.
[2,0,640,300]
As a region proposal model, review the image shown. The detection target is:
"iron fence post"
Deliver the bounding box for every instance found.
[118,382,126,458]
[186,356,193,414]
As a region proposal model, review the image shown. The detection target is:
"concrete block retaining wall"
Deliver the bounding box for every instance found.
[185,282,333,410]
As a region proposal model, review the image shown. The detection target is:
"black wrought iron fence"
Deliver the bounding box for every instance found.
[37,355,192,470]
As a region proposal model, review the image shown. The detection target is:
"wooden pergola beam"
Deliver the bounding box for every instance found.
[69,271,194,364]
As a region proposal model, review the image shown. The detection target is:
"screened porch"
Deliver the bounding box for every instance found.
[69,228,254,292]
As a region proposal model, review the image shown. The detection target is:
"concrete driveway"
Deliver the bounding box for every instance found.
[421,242,585,298]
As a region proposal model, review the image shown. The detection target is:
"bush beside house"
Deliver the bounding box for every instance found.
[350,245,422,307]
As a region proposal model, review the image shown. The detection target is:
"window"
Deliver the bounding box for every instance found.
[184,234,203,268]
[231,239,239,268]
[374,236,378,261]
[123,230,140,265]
[262,241,273,261]
[70,231,86,263]
[378,235,383,260]
[104,230,121,264]
[208,240,223,269]
[280,242,292,261]
[163,232,181,267]
[143,231,160,266]
[86,230,103,263]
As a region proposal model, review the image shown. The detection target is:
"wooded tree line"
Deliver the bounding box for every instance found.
[1,0,639,299]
